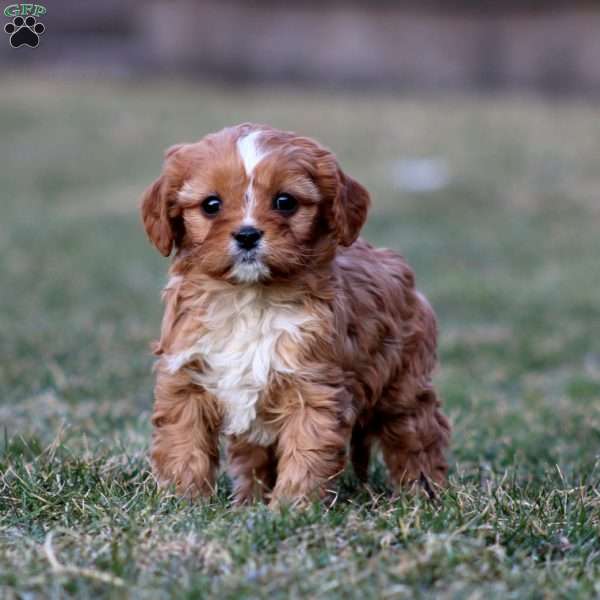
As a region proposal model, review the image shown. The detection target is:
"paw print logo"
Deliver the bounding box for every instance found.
[4,15,45,48]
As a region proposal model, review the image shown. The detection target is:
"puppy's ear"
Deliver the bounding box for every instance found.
[140,144,186,257]
[141,176,174,257]
[331,167,371,247]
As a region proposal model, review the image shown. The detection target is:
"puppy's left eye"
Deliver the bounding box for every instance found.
[272,193,298,215]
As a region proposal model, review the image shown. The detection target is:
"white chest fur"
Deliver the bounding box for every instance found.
[164,285,313,443]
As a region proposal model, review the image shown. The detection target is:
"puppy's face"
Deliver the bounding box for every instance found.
[141,124,370,283]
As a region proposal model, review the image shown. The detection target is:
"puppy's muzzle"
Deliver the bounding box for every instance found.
[233,226,263,251]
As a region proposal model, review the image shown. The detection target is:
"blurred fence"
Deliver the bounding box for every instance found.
[2,0,600,95]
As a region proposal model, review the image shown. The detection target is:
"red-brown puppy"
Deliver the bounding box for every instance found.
[141,123,450,506]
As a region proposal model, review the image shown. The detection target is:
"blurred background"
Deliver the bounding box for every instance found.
[4,0,600,95]
[1,0,599,464]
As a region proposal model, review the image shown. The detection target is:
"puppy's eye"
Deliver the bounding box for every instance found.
[201,195,222,217]
[272,193,298,215]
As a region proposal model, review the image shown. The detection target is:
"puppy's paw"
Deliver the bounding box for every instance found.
[268,494,312,511]
[154,473,216,501]
[151,455,217,500]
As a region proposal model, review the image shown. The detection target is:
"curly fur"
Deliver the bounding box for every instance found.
[141,123,451,506]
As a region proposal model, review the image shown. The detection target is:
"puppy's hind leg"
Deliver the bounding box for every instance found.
[227,438,277,505]
[350,424,372,483]
[378,388,450,492]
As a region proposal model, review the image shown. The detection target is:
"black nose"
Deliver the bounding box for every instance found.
[233,226,263,250]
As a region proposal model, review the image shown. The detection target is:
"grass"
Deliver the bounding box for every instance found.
[1,77,599,599]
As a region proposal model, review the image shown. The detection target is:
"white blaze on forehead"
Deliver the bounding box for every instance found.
[237,130,268,224]
[237,130,267,176]
[242,189,257,225]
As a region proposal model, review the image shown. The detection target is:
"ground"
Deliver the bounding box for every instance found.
[0,78,599,599]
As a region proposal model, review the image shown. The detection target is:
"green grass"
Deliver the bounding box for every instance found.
[1,77,599,599]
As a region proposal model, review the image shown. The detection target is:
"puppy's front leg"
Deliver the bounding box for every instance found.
[151,370,222,499]
[270,384,351,507]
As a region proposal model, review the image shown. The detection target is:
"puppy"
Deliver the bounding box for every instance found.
[141,123,450,506]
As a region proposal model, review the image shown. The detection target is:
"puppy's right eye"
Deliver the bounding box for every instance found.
[201,196,222,217]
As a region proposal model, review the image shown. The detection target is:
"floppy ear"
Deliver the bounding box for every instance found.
[141,175,174,257]
[331,167,371,247]
[140,144,186,257]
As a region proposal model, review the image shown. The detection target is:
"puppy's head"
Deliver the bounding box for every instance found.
[141,124,370,283]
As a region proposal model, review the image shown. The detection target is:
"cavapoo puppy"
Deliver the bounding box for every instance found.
[141,123,450,506]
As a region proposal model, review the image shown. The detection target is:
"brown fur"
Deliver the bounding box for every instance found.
[141,123,451,506]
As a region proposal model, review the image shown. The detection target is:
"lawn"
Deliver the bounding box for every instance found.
[0,77,599,599]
